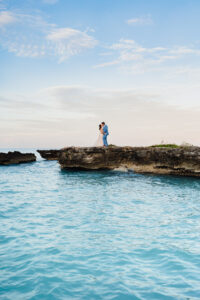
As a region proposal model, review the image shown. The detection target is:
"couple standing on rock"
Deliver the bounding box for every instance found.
[95,122,109,147]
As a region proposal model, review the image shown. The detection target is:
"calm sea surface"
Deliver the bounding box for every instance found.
[0,149,200,300]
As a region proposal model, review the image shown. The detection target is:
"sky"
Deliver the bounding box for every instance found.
[1,0,200,148]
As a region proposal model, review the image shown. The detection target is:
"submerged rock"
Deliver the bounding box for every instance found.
[0,151,36,165]
[58,146,200,177]
[37,149,60,160]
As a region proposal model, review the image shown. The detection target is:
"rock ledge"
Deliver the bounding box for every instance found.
[58,146,200,177]
[0,151,36,165]
[37,150,60,160]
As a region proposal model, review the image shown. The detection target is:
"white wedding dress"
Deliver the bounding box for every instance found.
[95,132,104,147]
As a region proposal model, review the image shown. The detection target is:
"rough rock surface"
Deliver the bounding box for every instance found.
[37,150,60,160]
[58,146,200,177]
[0,151,36,165]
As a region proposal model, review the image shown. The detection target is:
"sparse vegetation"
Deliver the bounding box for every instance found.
[150,144,180,148]
[150,142,194,148]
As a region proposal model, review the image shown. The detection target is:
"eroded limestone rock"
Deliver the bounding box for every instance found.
[37,150,60,160]
[0,151,36,165]
[58,146,200,177]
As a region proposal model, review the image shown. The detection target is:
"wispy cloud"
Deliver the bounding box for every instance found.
[0,10,16,27]
[95,39,200,74]
[46,28,97,61]
[0,10,97,61]
[1,85,200,147]
[126,15,153,25]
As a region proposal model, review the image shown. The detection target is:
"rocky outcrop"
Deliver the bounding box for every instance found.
[0,151,36,165]
[58,146,200,177]
[37,150,60,160]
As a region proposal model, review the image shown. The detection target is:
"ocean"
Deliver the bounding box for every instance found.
[0,149,200,299]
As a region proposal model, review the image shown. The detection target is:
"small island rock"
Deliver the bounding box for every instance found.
[0,151,36,165]
[58,146,200,177]
[37,149,60,160]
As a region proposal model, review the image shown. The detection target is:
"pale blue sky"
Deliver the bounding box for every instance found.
[1,0,200,147]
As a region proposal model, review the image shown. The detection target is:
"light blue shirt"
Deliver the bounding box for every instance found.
[103,125,109,135]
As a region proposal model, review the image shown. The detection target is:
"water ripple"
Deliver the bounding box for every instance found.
[1,151,200,299]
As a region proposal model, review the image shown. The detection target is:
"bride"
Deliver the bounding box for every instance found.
[95,124,104,147]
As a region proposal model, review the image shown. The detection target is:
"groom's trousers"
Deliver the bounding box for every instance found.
[103,134,108,146]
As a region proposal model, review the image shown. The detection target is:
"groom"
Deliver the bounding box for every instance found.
[101,122,109,147]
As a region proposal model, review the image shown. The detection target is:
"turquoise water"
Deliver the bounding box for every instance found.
[0,149,200,300]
